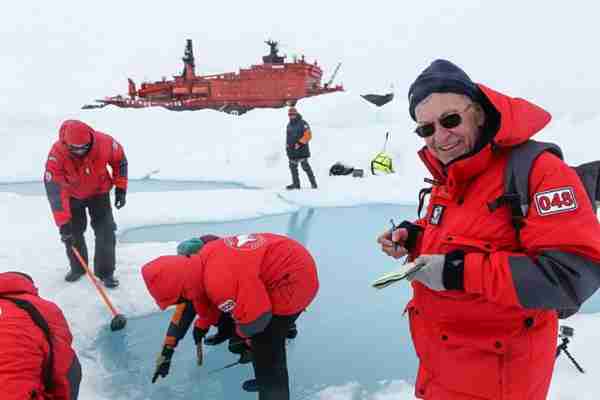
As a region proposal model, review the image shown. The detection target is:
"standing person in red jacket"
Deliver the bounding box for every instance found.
[376,60,600,399]
[142,233,319,400]
[0,271,81,399]
[44,120,128,288]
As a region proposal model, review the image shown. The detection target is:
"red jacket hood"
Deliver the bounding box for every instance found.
[57,120,98,157]
[418,84,552,183]
[141,255,197,310]
[478,84,551,147]
[0,272,38,296]
[58,120,94,143]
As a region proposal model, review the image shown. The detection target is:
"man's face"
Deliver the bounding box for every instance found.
[67,143,91,158]
[415,93,484,165]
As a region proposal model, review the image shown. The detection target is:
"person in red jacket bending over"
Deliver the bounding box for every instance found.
[377,60,600,399]
[44,120,128,288]
[142,233,319,400]
[0,271,81,399]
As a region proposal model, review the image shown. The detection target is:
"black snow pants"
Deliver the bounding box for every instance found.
[65,192,116,279]
[251,313,301,400]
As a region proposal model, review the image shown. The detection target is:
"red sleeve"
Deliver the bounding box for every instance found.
[109,138,128,190]
[231,276,272,338]
[44,149,72,227]
[463,153,600,309]
[203,250,272,338]
[298,127,312,144]
[191,295,221,331]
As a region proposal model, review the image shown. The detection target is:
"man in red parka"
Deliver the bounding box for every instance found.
[0,271,81,399]
[142,233,319,400]
[44,120,128,288]
[377,60,600,399]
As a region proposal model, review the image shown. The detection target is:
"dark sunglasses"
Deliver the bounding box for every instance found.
[414,103,474,138]
[67,143,91,155]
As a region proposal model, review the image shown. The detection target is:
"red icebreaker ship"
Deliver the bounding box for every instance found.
[84,39,343,115]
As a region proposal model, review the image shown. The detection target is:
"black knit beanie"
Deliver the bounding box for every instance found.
[408,59,482,121]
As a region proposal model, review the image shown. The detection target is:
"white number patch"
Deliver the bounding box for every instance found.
[534,187,577,216]
[224,233,266,251]
[218,299,236,313]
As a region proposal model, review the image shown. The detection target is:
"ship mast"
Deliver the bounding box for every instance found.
[182,39,196,80]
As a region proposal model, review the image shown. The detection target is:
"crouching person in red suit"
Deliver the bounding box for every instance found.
[0,272,82,399]
[44,119,128,288]
[142,233,319,400]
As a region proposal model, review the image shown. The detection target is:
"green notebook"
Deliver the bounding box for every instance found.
[372,262,424,290]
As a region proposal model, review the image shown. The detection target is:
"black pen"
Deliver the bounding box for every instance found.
[390,219,399,251]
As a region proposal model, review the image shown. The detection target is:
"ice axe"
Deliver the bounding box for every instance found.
[207,349,253,375]
[71,246,127,331]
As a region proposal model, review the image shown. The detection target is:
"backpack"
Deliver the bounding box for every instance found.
[329,162,355,176]
[487,140,600,244]
[371,152,394,175]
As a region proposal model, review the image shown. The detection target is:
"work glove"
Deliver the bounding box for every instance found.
[59,223,74,246]
[152,345,174,383]
[193,327,208,366]
[237,348,253,364]
[114,188,126,209]
[228,335,250,355]
[377,220,422,259]
[408,250,465,291]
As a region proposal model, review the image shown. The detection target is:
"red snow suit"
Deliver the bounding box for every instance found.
[142,233,319,338]
[0,272,81,399]
[44,120,128,227]
[407,85,600,399]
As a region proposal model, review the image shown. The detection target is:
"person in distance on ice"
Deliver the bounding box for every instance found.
[44,120,128,288]
[0,271,82,399]
[142,233,319,400]
[376,59,600,399]
[286,106,318,189]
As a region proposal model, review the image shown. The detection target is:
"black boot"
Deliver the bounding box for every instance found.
[65,270,85,282]
[102,275,119,288]
[287,161,301,190]
[242,379,259,392]
[301,160,318,189]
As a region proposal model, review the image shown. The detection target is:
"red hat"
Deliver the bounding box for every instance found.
[288,107,298,116]
[60,120,93,146]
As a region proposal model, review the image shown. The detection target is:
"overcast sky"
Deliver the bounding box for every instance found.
[2,2,600,117]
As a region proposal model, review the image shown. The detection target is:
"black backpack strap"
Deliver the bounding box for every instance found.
[488,140,563,243]
[0,296,54,391]
[574,160,600,213]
